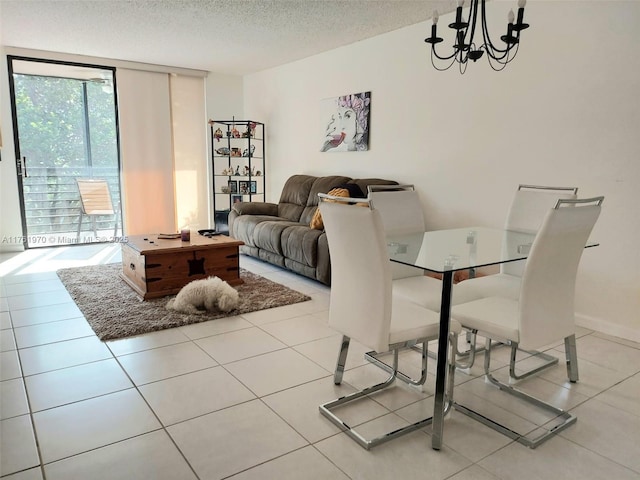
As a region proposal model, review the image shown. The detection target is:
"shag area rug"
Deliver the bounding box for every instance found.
[57,263,311,341]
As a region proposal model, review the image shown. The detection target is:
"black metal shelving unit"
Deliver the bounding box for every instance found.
[209,119,265,232]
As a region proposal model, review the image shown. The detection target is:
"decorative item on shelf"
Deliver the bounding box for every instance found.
[235,165,240,176]
[214,128,223,141]
[221,186,231,194]
[231,126,240,138]
[231,194,243,204]
[242,145,256,157]
[231,147,242,157]
[242,122,257,138]
[425,0,529,73]
[243,165,250,176]
[251,165,256,176]
[239,181,249,195]
[250,181,257,194]
[216,147,230,155]
[228,180,238,193]
[256,170,262,176]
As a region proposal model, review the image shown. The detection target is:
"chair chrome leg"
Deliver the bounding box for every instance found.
[466,329,473,343]
[364,339,429,386]
[334,335,350,385]
[455,330,556,377]
[320,348,435,450]
[366,335,458,413]
[453,329,479,369]
[452,329,508,371]
[509,343,559,381]
[564,335,579,383]
[454,338,577,449]
[447,332,458,402]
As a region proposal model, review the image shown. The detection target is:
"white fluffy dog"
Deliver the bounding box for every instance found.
[166,276,239,315]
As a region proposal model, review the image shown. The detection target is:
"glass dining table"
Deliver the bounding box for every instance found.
[386,226,540,450]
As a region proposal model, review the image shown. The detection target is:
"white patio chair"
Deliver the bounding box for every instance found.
[76,178,120,241]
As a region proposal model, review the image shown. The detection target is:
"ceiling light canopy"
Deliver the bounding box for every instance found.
[425,0,529,73]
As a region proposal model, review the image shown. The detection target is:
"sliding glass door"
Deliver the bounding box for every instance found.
[8,57,122,248]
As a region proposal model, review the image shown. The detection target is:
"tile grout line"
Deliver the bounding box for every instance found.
[103,340,204,480]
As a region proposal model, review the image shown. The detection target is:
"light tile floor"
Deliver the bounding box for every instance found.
[0,244,639,479]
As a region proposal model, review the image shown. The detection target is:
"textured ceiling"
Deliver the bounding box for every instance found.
[1,0,457,75]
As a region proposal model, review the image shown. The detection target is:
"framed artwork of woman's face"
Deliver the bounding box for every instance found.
[320,91,370,153]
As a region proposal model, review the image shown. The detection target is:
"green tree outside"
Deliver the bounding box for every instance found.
[14,74,120,240]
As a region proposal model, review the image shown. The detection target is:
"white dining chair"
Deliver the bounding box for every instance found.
[457,184,578,294]
[453,184,579,374]
[451,196,603,448]
[366,184,448,373]
[367,184,444,308]
[317,192,461,450]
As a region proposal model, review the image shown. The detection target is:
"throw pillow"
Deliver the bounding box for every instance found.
[310,187,350,230]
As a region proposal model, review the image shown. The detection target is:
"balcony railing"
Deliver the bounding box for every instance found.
[21,166,122,247]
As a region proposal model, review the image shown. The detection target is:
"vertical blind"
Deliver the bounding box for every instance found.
[170,74,208,232]
[117,69,207,236]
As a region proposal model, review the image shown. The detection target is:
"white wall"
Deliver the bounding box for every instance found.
[244,1,640,340]
[205,72,244,122]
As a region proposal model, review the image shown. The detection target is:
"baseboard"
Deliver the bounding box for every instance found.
[575,313,640,344]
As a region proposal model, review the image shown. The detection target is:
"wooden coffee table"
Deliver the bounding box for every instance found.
[120,233,244,300]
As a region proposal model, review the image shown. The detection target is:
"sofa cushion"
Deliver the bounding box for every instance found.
[277,175,317,222]
[232,215,291,247]
[281,225,325,268]
[232,202,278,216]
[252,220,301,255]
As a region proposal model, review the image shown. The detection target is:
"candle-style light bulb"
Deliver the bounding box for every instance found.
[454,0,464,25]
[502,8,516,43]
[426,8,443,44]
[515,0,528,29]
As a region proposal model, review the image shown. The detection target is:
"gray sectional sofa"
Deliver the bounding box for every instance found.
[228,174,397,285]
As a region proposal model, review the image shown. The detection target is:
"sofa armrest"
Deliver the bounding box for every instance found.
[231,202,279,216]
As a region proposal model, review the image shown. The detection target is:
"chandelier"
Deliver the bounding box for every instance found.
[425,0,529,72]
